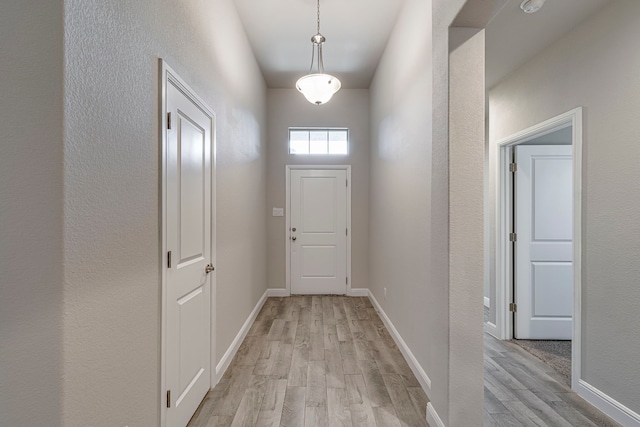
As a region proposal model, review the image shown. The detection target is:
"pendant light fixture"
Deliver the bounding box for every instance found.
[295,0,341,105]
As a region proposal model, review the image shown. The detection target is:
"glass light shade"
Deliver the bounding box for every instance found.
[296,73,341,105]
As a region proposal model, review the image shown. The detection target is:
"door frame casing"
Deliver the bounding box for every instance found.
[285,165,352,296]
[492,107,582,391]
[159,59,217,426]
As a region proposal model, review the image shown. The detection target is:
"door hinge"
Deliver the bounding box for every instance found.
[166,389,171,408]
[346,228,348,236]
[509,303,517,313]
[509,232,517,242]
[509,162,517,173]
[346,277,348,285]
[167,251,172,268]
[167,112,172,130]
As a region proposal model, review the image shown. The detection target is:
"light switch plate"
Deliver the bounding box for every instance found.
[272,207,284,217]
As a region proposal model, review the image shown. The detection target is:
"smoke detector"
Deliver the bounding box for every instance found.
[520,0,546,13]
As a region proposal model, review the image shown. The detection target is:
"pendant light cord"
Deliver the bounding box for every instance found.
[317,0,321,34]
[308,0,324,74]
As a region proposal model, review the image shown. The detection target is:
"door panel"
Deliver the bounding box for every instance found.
[178,116,206,262]
[301,178,337,233]
[177,288,206,398]
[532,158,573,241]
[531,262,573,317]
[302,246,337,277]
[291,169,347,295]
[166,80,212,427]
[515,145,572,339]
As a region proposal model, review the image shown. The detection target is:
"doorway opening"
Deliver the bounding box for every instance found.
[492,108,583,390]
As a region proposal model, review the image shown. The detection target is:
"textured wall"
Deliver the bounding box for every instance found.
[62,0,267,425]
[0,2,64,426]
[266,89,370,291]
[369,0,446,417]
[448,27,486,427]
[489,0,640,413]
[432,0,483,424]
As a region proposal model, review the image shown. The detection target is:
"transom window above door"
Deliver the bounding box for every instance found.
[289,128,349,155]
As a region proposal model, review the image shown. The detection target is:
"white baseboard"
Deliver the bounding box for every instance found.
[349,288,369,297]
[484,297,490,308]
[427,402,445,427]
[266,288,290,297]
[576,380,640,427]
[367,290,432,392]
[484,321,500,339]
[215,289,269,383]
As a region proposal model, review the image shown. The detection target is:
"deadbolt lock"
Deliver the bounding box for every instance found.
[292,227,296,232]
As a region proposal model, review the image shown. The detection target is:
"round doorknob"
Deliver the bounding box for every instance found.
[292,236,297,241]
[205,264,215,274]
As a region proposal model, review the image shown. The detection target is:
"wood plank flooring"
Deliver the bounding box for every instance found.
[484,333,621,427]
[187,296,620,427]
[188,296,429,427]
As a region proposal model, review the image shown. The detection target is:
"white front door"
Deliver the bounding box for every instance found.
[290,169,348,295]
[165,79,213,427]
[514,145,573,339]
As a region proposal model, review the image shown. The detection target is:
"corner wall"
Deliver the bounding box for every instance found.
[62,0,267,425]
[369,0,487,424]
[266,89,370,291]
[369,0,446,418]
[0,1,64,426]
[489,0,640,414]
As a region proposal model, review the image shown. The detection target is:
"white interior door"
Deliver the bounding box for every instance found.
[166,80,213,427]
[290,169,348,295]
[515,145,573,339]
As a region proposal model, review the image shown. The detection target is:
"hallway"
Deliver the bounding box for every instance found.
[187,296,429,427]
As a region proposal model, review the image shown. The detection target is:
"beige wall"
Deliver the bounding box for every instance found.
[489,0,640,413]
[370,0,448,419]
[266,89,370,291]
[370,0,486,424]
[448,27,486,427]
[62,0,267,425]
[0,1,64,426]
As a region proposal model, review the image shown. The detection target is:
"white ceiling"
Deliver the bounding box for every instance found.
[233,0,610,90]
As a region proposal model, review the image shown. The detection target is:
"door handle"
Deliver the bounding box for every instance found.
[292,236,297,241]
[205,264,215,274]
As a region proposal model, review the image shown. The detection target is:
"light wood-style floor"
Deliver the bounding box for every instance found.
[188,296,620,427]
[188,296,429,427]
[484,333,620,427]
